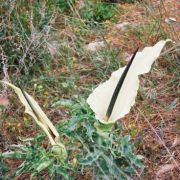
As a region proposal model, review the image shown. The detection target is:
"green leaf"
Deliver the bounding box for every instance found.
[51,99,74,108]
[79,150,102,166]
[102,154,131,180]
[66,116,82,132]
[55,166,69,180]
[83,121,95,142]
[36,160,52,172]
[0,160,8,179]
[1,151,26,159]
[119,135,132,157]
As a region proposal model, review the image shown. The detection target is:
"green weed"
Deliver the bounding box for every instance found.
[79,1,118,23]
[1,98,143,179]
[0,160,8,180]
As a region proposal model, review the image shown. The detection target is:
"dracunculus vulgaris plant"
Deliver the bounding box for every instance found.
[87,40,170,129]
[1,82,67,160]
[1,39,169,163]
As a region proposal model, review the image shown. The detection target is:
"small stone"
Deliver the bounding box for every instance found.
[115,22,130,31]
[123,52,132,62]
[0,96,9,106]
[84,41,105,52]
[165,17,177,24]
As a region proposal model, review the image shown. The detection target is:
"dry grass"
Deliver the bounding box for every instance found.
[0,0,179,179]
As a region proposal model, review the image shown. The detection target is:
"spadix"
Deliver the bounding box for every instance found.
[87,40,170,124]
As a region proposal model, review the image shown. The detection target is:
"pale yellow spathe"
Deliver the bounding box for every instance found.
[87,40,170,124]
[2,82,59,146]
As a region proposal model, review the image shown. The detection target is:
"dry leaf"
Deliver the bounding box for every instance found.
[156,164,178,176]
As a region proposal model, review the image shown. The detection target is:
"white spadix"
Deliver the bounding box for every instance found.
[87,40,170,124]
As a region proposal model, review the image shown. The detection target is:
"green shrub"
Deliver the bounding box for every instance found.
[47,0,75,13]
[79,1,118,22]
